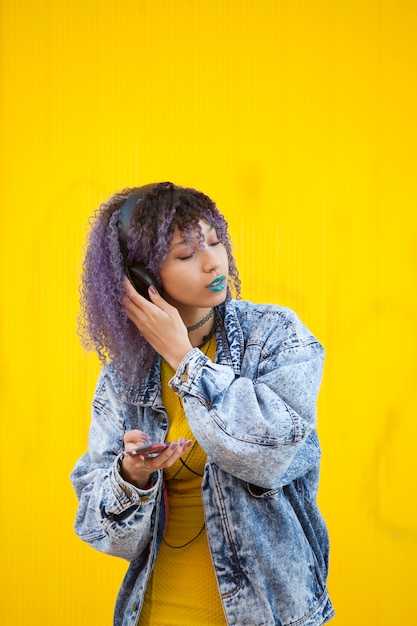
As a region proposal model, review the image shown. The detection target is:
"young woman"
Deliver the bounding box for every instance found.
[71,182,334,626]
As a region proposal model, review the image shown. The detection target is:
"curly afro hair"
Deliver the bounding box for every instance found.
[79,182,241,387]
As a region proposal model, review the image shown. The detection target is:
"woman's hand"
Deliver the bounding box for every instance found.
[120,429,193,489]
[123,278,193,370]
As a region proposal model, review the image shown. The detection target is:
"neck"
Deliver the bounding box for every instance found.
[186,307,215,332]
[186,308,216,348]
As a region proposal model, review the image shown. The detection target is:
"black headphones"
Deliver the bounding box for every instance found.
[117,184,160,300]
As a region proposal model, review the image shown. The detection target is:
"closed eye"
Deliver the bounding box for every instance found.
[176,239,221,259]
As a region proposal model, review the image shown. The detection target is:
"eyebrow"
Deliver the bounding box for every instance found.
[170,224,215,249]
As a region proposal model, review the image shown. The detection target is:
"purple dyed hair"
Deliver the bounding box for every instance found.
[79,182,241,386]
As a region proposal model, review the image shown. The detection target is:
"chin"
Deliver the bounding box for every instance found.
[210,290,228,305]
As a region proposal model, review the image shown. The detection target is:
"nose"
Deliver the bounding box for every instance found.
[202,245,220,273]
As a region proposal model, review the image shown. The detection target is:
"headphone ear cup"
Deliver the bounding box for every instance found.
[127,263,159,300]
[117,186,162,301]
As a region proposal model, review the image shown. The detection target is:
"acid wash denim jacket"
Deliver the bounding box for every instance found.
[71,299,335,626]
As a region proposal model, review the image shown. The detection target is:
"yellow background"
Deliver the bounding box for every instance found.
[1,1,416,624]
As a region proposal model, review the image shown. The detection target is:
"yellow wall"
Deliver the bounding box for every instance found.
[1,1,416,624]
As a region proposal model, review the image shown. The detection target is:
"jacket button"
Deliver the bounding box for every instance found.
[120,485,132,497]
[141,496,149,503]
[132,603,138,611]
[180,365,189,382]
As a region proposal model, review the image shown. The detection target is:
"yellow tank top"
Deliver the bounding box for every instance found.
[138,335,226,626]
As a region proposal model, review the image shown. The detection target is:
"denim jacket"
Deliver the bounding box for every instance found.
[71,300,335,626]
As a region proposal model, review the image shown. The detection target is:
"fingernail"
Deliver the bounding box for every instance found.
[170,442,178,451]
[149,285,157,294]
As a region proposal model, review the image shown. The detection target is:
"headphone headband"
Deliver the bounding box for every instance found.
[117,184,157,264]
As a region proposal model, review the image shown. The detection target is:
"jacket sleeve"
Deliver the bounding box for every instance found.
[70,370,162,561]
[169,310,325,489]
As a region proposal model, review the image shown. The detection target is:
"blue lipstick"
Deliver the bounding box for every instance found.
[207,275,226,292]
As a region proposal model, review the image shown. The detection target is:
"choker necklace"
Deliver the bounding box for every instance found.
[186,307,215,332]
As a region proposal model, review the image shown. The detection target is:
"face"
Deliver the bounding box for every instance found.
[159,220,229,312]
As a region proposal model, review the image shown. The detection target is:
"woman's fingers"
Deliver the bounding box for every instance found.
[120,438,193,489]
[122,277,193,369]
[123,430,150,455]
[123,277,173,326]
[124,429,149,445]
[166,438,193,464]
[122,434,193,467]
[139,439,193,471]
[148,439,193,468]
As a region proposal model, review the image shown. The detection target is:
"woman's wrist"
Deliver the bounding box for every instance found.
[163,343,193,371]
[120,458,152,489]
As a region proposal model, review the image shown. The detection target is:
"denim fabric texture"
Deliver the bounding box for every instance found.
[71,300,335,625]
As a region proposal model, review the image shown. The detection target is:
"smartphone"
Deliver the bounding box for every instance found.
[123,442,170,458]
